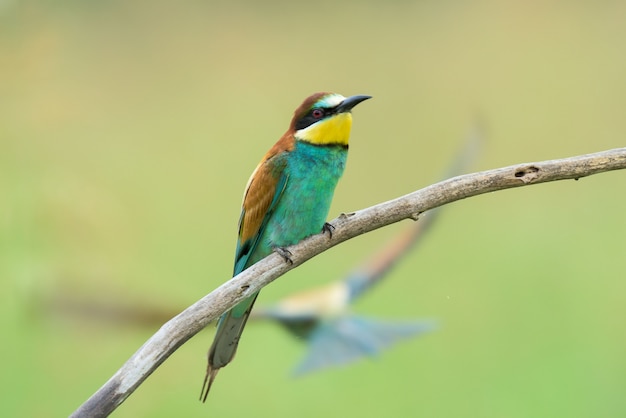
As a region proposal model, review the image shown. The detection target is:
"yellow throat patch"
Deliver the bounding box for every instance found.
[295,112,353,146]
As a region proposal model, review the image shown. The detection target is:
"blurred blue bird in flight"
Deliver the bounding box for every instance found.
[251,220,438,375]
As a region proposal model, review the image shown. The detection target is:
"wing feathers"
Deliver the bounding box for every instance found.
[234,134,293,273]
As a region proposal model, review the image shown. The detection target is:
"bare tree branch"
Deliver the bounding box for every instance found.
[70,147,626,417]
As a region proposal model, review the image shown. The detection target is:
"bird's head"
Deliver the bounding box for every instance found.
[290,92,371,146]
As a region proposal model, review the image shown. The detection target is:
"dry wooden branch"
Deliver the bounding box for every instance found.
[70,147,626,417]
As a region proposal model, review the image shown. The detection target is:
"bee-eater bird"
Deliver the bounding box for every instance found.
[200,92,371,401]
[252,220,438,376]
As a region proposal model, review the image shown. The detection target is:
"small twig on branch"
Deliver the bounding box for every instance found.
[71,147,626,418]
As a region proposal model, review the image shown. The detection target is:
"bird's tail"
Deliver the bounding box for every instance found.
[199,366,219,403]
[200,292,259,402]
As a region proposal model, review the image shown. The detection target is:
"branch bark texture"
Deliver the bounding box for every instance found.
[71,147,626,417]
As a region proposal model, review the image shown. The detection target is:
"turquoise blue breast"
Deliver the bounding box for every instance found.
[247,141,348,266]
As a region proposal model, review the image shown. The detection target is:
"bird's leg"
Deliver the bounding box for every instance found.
[322,222,335,239]
[275,247,293,265]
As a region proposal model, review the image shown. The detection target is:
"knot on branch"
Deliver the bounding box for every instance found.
[514,165,540,183]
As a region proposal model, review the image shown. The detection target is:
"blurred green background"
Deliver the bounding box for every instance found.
[2,0,626,416]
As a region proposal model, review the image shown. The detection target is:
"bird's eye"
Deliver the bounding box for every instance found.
[312,109,324,119]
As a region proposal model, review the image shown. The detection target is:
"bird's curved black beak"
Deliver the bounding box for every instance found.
[336,95,372,113]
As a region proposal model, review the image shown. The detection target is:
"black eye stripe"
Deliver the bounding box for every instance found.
[295,106,336,130]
